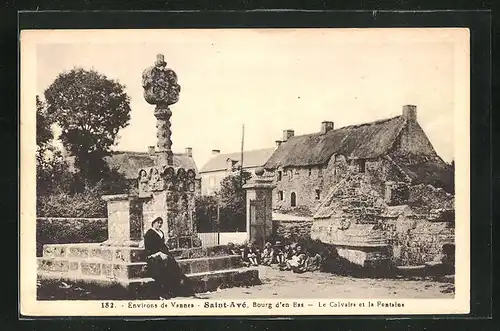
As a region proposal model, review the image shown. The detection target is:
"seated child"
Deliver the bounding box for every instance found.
[260,242,274,266]
[225,242,240,255]
[290,245,308,273]
[281,245,306,272]
[305,250,323,272]
[241,243,259,266]
[274,241,285,266]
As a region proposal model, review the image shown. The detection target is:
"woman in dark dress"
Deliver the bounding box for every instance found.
[144,217,194,299]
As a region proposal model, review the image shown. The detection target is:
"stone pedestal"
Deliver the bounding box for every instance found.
[243,168,276,248]
[100,194,143,247]
[138,165,200,249]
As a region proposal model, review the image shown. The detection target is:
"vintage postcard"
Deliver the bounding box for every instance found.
[20,28,470,316]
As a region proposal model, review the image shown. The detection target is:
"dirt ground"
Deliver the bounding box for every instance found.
[195,265,455,299]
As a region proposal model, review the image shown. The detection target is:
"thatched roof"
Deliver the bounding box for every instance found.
[104,151,199,179]
[264,116,406,169]
[200,148,275,173]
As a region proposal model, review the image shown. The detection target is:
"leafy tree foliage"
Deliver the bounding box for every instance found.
[217,169,252,231]
[44,68,131,181]
[194,195,219,232]
[194,170,252,232]
[36,95,72,195]
[36,96,54,148]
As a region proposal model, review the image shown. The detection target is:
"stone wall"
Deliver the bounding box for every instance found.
[272,219,313,243]
[270,155,410,215]
[383,217,454,266]
[272,165,327,214]
[407,184,455,214]
[36,217,108,257]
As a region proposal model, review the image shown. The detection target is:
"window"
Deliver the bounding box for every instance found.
[290,192,297,207]
[289,169,293,180]
[277,171,282,181]
[209,176,216,187]
[278,191,284,201]
[308,168,312,176]
[358,159,366,173]
[315,189,321,200]
[318,168,323,177]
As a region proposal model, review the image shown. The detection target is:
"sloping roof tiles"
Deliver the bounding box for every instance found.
[200,148,275,173]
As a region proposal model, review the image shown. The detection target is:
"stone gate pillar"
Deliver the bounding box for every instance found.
[243,167,275,248]
[100,194,143,246]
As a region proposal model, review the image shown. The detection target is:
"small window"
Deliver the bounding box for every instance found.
[277,171,282,181]
[278,191,284,201]
[318,168,323,177]
[289,170,293,180]
[358,159,366,173]
[315,189,321,200]
[308,168,312,176]
[290,192,297,207]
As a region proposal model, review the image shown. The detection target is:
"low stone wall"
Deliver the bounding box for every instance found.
[272,219,313,243]
[311,216,454,267]
[36,217,108,257]
[385,217,454,266]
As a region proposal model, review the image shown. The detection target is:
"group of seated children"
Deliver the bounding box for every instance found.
[237,241,323,273]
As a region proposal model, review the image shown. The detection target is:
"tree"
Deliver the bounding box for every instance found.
[44,68,131,181]
[216,169,252,231]
[36,95,72,196]
[194,195,219,232]
[36,96,54,148]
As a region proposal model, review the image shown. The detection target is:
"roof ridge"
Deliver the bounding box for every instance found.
[287,115,402,139]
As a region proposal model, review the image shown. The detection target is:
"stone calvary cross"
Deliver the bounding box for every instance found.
[37,54,261,296]
[101,54,200,249]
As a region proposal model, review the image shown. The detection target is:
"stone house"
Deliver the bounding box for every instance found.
[263,105,454,216]
[104,146,201,196]
[199,148,275,196]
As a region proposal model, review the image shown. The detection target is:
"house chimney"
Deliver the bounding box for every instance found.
[148,146,156,156]
[275,140,283,148]
[185,147,193,157]
[402,105,417,123]
[282,129,295,142]
[321,121,334,134]
[212,149,220,155]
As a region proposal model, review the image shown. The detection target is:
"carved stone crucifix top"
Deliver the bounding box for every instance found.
[142,54,181,166]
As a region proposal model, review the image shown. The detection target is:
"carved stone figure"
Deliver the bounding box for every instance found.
[142,54,181,166]
[138,169,149,192]
[187,169,196,192]
[177,168,186,191]
[163,166,176,191]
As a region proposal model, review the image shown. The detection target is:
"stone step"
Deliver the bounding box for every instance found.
[41,243,236,263]
[37,267,260,300]
[38,254,244,279]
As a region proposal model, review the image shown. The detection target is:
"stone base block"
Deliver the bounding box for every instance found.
[42,243,145,263]
[37,268,260,300]
[41,243,236,263]
[336,246,390,268]
[38,254,243,280]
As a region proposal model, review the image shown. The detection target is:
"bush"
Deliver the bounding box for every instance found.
[37,184,107,218]
[36,218,107,256]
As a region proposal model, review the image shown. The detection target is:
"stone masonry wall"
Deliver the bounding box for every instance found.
[272,219,313,243]
[381,217,455,266]
[272,165,326,214]
[271,155,409,215]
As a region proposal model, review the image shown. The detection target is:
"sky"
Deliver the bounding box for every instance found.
[35,29,467,168]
